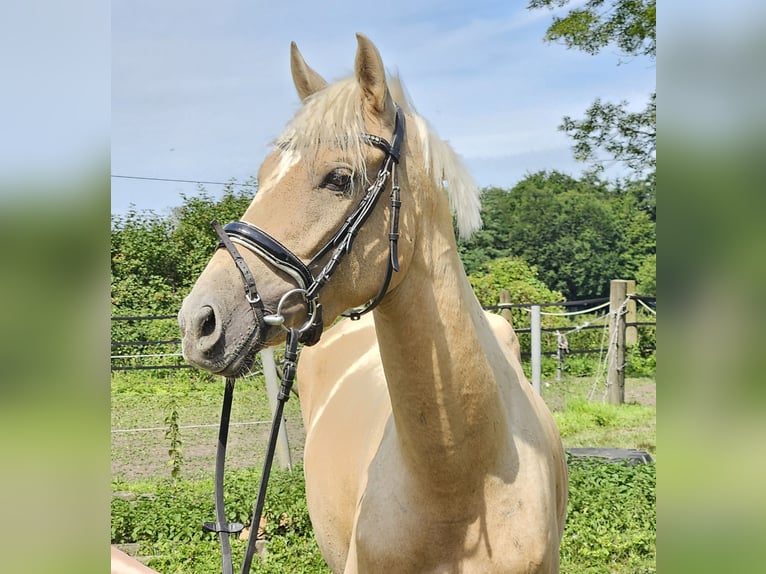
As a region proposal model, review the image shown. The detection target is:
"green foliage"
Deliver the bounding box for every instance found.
[111,456,655,573]
[459,171,655,299]
[111,183,255,317]
[111,466,330,574]
[626,321,656,377]
[528,0,656,58]
[111,184,256,356]
[468,256,564,326]
[528,0,656,182]
[561,94,656,179]
[635,253,656,296]
[562,456,656,572]
[168,182,258,284]
[457,186,520,274]
[111,210,185,314]
[468,256,573,365]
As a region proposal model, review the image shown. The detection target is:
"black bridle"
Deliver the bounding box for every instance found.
[203,106,405,573]
[212,104,405,348]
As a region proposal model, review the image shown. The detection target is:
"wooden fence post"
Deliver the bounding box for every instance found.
[607,280,628,405]
[625,279,637,345]
[499,290,513,327]
[260,348,293,471]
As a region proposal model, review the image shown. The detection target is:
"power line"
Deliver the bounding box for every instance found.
[111,174,257,188]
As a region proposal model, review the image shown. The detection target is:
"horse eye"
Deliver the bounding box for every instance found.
[322,169,352,193]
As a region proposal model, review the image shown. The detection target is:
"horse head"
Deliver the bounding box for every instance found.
[178,34,420,377]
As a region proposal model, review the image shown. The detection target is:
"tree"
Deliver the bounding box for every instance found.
[528,0,656,180]
[560,92,655,178]
[111,182,256,316]
[635,253,656,296]
[529,0,655,59]
[458,171,655,300]
[457,186,518,274]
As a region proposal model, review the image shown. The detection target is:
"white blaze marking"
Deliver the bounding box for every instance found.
[253,148,301,203]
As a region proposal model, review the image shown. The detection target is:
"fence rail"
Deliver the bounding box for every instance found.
[111,294,655,373]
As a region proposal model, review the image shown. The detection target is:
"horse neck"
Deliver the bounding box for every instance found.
[372,183,507,490]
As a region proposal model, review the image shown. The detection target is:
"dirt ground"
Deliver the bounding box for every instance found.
[111,418,306,483]
[627,379,656,407]
[112,377,655,483]
[543,377,655,412]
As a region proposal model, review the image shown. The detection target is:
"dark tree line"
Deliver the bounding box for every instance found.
[458,170,655,300]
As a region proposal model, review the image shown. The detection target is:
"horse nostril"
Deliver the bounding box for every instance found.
[200,309,216,337]
[193,305,218,340]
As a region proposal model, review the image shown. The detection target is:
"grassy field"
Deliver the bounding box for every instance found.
[543,376,656,456]
[111,370,656,572]
[111,369,306,482]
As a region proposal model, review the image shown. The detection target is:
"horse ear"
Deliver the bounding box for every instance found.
[354,33,392,116]
[290,41,328,101]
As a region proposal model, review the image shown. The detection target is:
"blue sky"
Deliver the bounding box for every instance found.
[111,0,655,216]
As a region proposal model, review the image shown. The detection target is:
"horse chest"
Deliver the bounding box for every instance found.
[348,469,555,574]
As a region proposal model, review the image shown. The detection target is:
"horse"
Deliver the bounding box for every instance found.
[178,34,567,573]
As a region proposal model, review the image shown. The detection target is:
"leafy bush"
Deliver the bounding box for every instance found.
[111,185,256,348]
[112,458,655,573]
[468,256,564,308]
[562,456,656,573]
[112,465,329,573]
[467,256,567,355]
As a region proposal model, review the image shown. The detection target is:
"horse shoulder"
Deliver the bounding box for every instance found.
[483,311,568,544]
[297,315,380,427]
[297,316,392,572]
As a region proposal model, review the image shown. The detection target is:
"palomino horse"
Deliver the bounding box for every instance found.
[178,34,567,573]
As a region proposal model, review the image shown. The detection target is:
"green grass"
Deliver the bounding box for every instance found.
[543,376,656,455]
[554,397,656,453]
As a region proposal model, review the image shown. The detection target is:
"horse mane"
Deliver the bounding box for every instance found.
[276,75,482,239]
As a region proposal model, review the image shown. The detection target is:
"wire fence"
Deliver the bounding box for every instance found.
[110,294,655,481]
[110,295,656,370]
